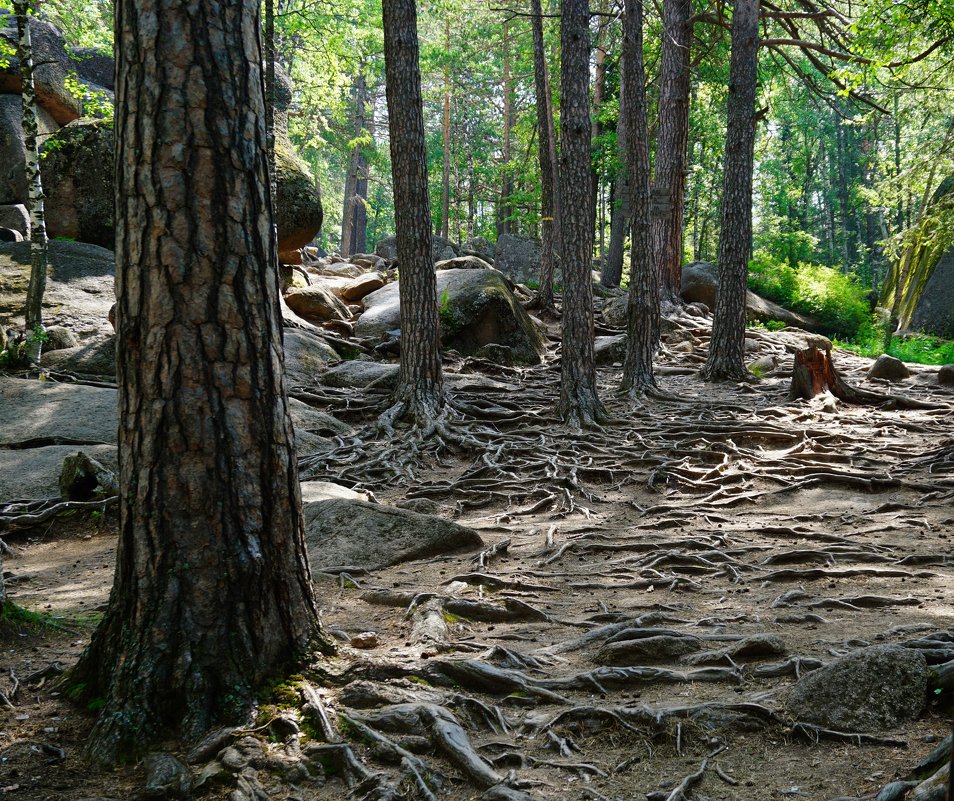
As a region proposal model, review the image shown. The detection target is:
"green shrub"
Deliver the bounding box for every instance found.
[748,255,870,339]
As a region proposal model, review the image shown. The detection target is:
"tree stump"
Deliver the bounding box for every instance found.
[789,345,868,403]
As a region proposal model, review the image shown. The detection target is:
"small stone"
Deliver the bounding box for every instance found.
[350,631,379,649]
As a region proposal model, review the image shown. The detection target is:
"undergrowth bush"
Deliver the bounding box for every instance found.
[747,254,870,339]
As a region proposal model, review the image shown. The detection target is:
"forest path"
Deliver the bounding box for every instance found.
[2,318,953,801]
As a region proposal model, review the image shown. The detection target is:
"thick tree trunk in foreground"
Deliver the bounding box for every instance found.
[531,0,559,312]
[702,0,759,382]
[558,0,606,427]
[70,0,321,764]
[650,0,692,307]
[383,0,444,425]
[620,0,658,395]
[14,1,48,365]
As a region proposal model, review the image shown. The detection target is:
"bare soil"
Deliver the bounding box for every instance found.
[1,317,952,801]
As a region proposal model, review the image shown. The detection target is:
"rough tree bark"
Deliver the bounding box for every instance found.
[382,0,445,427]
[651,0,692,307]
[14,1,48,365]
[702,0,759,382]
[531,0,560,313]
[558,0,607,427]
[69,0,323,763]
[620,0,658,395]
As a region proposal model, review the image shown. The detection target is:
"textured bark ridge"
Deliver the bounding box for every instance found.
[382,0,445,427]
[702,0,759,382]
[71,0,321,763]
[557,0,607,428]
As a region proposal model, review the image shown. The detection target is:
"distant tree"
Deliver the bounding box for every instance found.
[620,0,658,395]
[530,0,561,312]
[381,0,445,428]
[69,0,322,762]
[702,0,759,382]
[13,0,48,365]
[341,71,370,257]
[558,0,607,426]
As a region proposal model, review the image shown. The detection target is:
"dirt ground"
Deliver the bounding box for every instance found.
[1,320,952,801]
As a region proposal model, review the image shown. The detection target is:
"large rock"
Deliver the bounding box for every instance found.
[284,284,351,322]
[38,119,322,252]
[0,15,83,125]
[0,95,58,204]
[0,240,115,340]
[43,335,117,378]
[274,133,324,252]
[786,645,928,732]
[493,233,541,285]
[321,360,399,390]
[868,354,910,382]
[462,236,495,263]
[436,255,492,271]
[354,268,545,364]
[41,119,113,247]
[71,47,115,92]
[910,246,954,338]
[681,262,820,330]
[303,497,483,571]
[339,272,385,302]
[937,364,954,386]
[0,376,118,446]
[283,329,339,387]
[374,234,459,263]
[0,204,29,238]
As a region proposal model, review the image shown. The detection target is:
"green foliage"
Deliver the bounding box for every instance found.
[748,254,871,339]
[838,331,954,366]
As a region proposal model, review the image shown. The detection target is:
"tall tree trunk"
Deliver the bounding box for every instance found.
[602,84,629,288]
[498,20,515,237]
[352,99,371,255]
[531,0,559,312]
[651,0,692,307]
[558,0,606,427]
[341,73,368,257]
[620,0,657,394]
[590,30,608,251]
[702,0,759,382]
[340,160,358,256]
[69,0,322,763]
[441,17,452,240]
[383,0,445,426]
[14,2,48,365]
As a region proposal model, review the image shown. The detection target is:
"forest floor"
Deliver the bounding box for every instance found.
[1,310,953,801]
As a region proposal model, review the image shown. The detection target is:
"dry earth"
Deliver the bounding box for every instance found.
[1,313,952,801]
